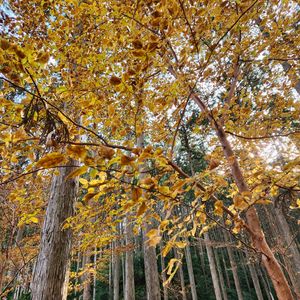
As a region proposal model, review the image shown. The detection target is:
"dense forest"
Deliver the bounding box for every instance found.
[0,0,299,299]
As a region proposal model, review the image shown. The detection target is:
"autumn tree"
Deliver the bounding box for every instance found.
[1,0,299,299]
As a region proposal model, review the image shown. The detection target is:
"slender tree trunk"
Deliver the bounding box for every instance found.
[238,252,251,292]
[109,248,112,300]
[192,93,293,300]
[204,232,222,300]
[258,267,274,300]
[124,211,135,298]
[112,241,120,300]
[224,233,243,300]
[92,248,97,300]
[10,225,26,299]
[248,262,264,300]
[82,253,92,300]
[143,223,161,300]
[215,249,228,300]
[138,134,161,300]
[160,243,168,300]
[31,163,78,300]
[63,260,70,300]
[124,218,135,300]
[273,205,300,298]
[174,248,187,300]
[184,242,198,300]
[197,238,208,289]
[75,252,81,300]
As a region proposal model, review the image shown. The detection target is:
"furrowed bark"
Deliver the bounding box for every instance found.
[31,163,78,300]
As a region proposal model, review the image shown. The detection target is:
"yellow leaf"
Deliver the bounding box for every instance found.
[36,52,50,64]
[66,166,88,179]
[108,104,115,116]
[148,235,162,247]
[214,200,223,216]
[79,178,88,188]
[29,216,39,224]
[163,258,180,286]
[36,152,65,168]
[233,195,248,211]
[67,145,87,160]
[255,199,272,205]
[175,241,187,248]
[132,187,142,202]
[166,258,179,275]
[146,229,161,247]
[83,192,98,202]
[121,154,135,165]
[98,145,115,159]
[162,241,173,257]
[137,202,147,216]
[160,220,169,230]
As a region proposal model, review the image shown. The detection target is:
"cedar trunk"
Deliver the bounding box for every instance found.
[31,164,77,300]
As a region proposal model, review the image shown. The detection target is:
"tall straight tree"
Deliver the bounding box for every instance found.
[31,163,78,299]
[137,135,161,300]
[124,215,135,300]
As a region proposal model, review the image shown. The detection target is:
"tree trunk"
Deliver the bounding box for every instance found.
[31,163,77,300]
[82,253,92,300]
[124,215,135,299]
[215,249,228,300]
[138,134,161,300]
[174,248,187,300]
[112,241,120,300]
[192,93,293,300]
[258,266,274,300]
[160,243,168,300]
[63,260,70,300]
[224,233,243,300]
[204,232,222,300]
[197,238,208,289]
[248,262,264,300]
[109,249,112,300]
[273,205,300,298]
[184,242,198,300]
[143,222,161,300]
